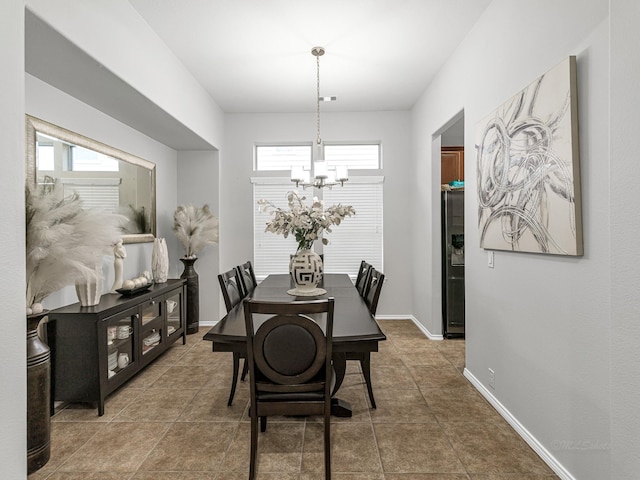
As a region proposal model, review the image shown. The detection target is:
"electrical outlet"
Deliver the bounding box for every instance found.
[487,251,494,268]
[488,368,495,389]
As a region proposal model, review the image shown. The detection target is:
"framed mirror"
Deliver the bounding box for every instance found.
[25,115,156,244]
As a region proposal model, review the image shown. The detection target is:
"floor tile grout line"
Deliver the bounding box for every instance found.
[37,322,556,478]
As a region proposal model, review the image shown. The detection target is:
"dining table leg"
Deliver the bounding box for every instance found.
[330,352,352,417]
[332,352,347,395]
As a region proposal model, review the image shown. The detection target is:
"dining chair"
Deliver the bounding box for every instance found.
[348,267,385,409]
[355,260,371,297]
[363,268,385,317]
[244,298,335,480]
[237,260,258,296]
[218,267,248,406]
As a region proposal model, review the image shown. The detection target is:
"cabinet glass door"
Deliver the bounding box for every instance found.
[141,300,162,356]
[165,291,183,338]
[105,310,136,379]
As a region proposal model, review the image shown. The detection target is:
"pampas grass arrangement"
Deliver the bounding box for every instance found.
[25,180,125,310]
[173,204,219,258]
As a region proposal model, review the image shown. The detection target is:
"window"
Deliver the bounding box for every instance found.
[70,145,119,172]
[36,143,55,171]
[252,142,383,280]
[255,144,311,171]
[324,143,380,169]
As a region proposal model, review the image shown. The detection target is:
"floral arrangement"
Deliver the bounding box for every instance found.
[25,180,124,312]
[173,204,219,258]
[257,190,355,251]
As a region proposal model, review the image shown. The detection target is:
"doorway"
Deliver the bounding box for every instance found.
[439,114,465,338]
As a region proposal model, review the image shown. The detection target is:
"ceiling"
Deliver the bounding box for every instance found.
[25,1,490,149]
[128,0,491,113]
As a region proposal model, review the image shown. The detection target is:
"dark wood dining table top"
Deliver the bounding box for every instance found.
[203,273,386,348]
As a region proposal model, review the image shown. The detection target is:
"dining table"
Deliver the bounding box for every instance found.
[203,273,387,417]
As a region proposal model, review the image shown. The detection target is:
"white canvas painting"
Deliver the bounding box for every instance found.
[475,56,583,255]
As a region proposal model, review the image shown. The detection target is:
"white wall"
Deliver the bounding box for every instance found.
[0,1,27,477]
[176,150,221,324]
[412,0,614,478]
[222,111,412,317]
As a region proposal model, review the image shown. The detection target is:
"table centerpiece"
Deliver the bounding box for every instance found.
[257,190,355,295]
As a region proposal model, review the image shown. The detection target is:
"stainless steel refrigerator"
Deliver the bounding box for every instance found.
[441,190,465,337]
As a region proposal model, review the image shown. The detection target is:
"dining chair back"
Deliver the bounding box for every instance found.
[244,298,334,480]
[218,267,249,406]
[237,260,258,296]
[355,260,371,297]
[218,268,244,312]
[364,268,385,316]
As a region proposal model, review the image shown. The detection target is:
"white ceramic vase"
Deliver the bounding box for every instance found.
[152,237,169,283]
[75,267,104,307]
[289,249,323,293]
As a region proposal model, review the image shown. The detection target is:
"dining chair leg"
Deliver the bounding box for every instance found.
[228,352,240,406]
[260,416,267,432]
[360,353,376,409]
[240,357,249,381]
[249,413,259,480]
[324,409,331,479]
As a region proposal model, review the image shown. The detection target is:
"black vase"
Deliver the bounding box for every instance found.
[27,311,51,474]
[180,257,200,334]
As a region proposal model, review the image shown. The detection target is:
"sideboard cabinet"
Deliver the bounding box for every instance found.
[47,279,186,415]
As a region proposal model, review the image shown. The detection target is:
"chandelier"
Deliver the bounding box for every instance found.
[291,47,348,189]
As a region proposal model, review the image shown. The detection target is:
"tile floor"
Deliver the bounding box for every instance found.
[29,320,558,480]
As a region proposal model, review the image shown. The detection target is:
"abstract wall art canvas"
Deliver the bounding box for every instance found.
[475,56,583,256]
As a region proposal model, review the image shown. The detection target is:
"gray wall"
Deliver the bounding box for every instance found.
[410,0,634,478]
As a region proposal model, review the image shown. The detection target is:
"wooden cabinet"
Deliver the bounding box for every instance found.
[441,146,465,185]
[47,279,186,415]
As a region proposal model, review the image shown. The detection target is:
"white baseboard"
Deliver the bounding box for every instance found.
[464,368,575,480]
[198,320,217,327]
[375,315,444,340]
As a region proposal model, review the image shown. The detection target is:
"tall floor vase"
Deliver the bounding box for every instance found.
[180,257,200,334]
[27,312,50,474]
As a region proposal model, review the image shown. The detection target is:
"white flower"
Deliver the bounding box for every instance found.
[258,191,355,251]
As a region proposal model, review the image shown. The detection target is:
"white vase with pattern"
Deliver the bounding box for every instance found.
[289,249,323,293]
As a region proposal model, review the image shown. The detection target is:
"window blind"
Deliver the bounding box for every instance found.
[253,181,299,279]
[60,178,121,212]
[323,180,383,279]
[253,178,383,281]
[63,184,120,212]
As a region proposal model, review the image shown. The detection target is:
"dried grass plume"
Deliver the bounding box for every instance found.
[173,204,219,258]
[25,181,125,308]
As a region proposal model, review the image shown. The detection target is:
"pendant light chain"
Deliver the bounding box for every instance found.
[291,46,347,189]
[316,51,322,147]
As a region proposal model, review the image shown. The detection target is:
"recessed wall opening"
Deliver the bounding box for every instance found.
[435,112,465,338]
